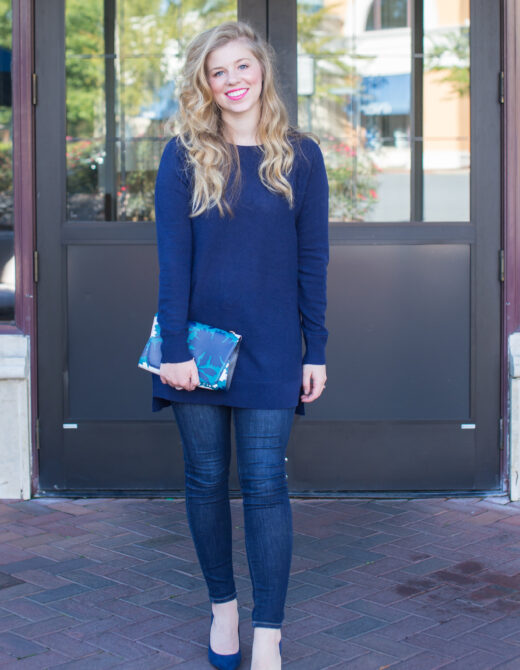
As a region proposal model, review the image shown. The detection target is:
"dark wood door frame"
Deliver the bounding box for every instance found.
[0,0,38,495]
[0,0,35,337]
[503,0,520,492]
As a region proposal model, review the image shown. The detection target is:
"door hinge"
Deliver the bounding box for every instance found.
[35,417,40,451]
[33,249,39,283]
[499,417,504,451]
[32,73,37,105]
[499,249,505,282]
[499,71,504,104]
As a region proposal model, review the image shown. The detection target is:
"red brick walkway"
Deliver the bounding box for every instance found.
[0,496,520,668]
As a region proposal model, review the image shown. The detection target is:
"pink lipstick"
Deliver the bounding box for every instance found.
[225,88,248,101]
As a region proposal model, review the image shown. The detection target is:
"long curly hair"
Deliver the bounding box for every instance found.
[167,20,316,218]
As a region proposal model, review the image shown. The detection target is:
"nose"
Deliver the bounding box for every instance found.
[226,69,240,86]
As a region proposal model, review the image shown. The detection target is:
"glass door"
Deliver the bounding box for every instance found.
[37,0,240,492]
[36,0,502,493]
[288,0,502,491]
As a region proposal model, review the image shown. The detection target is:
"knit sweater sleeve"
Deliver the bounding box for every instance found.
[154,137,194,364]
[296,138,330,365]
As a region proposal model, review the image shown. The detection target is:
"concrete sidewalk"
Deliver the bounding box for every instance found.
[0,496,520,669]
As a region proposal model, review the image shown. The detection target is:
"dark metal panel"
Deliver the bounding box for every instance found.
[59,419,244,492]
[306,244,470,422]
[62,221,158,243]
[288,421,477,491]
[238,0,267,39]
[328,223,476,244]
[60,422,186,490]
[61,221,477,245]
[66,241,471,424]
[267,0,297,125]
[55,419,477,493]
[471,0,502,489]
[35,0,67,490]
[66,244,160,420]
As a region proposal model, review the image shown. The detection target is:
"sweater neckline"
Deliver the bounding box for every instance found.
[226,141,263,148]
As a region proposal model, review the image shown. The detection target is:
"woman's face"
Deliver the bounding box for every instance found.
[206,39,263,117]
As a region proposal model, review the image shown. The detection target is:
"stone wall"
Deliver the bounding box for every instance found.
[0,334,32,499]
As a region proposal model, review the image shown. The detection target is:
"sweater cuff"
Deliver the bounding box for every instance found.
[160,329,193,364]
[302,336,327,365]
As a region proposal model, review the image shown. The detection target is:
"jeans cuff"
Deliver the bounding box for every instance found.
[210,592,237,604]
[252,621,282,629]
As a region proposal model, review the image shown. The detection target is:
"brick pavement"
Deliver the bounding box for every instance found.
[0,496,520,668]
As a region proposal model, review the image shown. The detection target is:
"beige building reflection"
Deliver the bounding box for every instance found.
[297,0,470,222]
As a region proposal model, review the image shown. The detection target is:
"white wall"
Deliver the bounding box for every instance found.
[0,334,32,500]
[509,332,520,500]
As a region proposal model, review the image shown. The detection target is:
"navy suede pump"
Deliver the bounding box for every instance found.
[208,612,242,670]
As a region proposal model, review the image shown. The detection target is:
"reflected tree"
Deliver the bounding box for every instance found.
[425,27,469,97]
[297,1,378,221]
[65,0,235,221]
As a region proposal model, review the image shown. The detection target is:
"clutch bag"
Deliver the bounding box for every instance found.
[138,313,242,391]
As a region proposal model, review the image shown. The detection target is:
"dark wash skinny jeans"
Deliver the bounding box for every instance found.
[171,402,295,629]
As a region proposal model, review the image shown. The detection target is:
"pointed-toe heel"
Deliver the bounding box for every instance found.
[208,612,242,670]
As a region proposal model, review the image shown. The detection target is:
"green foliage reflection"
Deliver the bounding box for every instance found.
[66,0,236,220]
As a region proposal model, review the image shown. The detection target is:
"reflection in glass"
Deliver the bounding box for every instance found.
[65,0,237,221]
[297,0,470,223]
[297,0,411,222]
[0,0,14,323]
[366,0,409,31]
[423,0,469,221]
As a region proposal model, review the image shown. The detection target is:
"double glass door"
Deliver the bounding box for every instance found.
[36,0,502,493]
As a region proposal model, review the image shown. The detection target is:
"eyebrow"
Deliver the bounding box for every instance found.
[209,58,251,72]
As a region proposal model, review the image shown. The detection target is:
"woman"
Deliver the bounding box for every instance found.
[152,20,329,670]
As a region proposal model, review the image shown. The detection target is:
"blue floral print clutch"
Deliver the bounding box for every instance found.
[138,313,242,391]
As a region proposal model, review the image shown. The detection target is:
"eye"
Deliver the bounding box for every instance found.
[213,70,224,77]
[238,63,249,70]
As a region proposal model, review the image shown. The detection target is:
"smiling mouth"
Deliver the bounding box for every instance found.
[225,88,248,100]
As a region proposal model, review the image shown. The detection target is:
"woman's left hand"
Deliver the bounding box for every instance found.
[300,364,327,403]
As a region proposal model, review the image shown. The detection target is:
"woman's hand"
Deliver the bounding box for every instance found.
[159,359,200,391]
[300,364,327,403]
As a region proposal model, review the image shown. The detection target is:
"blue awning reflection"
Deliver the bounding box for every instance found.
[139,79,177,122]
[0,47,11,107]
[0,46,10,72]
[360,73,410,116]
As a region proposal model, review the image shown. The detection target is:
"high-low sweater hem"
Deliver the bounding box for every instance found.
[152,377,305,414]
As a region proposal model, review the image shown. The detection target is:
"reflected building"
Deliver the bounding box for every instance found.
[297,0,470,221]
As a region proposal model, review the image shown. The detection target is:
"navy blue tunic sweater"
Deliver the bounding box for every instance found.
[151,133,329,416]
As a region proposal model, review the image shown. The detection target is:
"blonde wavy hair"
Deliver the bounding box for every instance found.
[167,20,317,218]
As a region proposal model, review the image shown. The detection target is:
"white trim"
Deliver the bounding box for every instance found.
[0,334,32,500]
[508,333,520,500]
